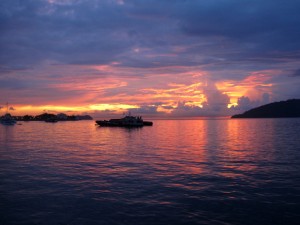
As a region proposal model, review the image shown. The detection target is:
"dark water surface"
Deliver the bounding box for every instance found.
[1,119,300,225]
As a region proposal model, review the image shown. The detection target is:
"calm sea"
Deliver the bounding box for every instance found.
[1,119,300,225]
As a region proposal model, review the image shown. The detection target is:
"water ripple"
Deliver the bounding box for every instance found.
[1,119,300,225]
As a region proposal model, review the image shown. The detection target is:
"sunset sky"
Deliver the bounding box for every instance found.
[1,0,300,118]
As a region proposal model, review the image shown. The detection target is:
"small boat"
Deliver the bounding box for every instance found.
[0,103,17,125]
[96,115,153,127]
[0,113,17,125]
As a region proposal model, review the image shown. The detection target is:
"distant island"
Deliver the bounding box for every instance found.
[12,113,93,122]
[232,99,300,118]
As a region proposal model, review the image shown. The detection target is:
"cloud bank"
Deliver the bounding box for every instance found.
[1,0,300,117]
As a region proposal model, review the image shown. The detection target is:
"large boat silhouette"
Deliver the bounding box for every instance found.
[96,114,153,127]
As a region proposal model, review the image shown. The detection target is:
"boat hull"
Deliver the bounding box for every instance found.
[0,113,17,125]
[96,120,144,127]
[143,121,153,126]
[96,117,153,127]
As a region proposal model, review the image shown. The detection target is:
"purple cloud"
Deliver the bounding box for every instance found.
[1,0,300,116]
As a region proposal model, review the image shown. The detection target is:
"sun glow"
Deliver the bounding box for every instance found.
[4,103,139,116]
[89,104,139,111]
[216,70,276,107]
[1,65,279,117]
[6,105,88,116]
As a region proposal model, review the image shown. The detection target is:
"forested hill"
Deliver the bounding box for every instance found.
[231,99,300,118]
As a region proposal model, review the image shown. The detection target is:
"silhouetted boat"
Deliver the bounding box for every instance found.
[0,113,17,125]
[0,103,17,125]
[96,115,153,127]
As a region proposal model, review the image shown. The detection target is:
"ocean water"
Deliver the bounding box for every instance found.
[0,119,300,225]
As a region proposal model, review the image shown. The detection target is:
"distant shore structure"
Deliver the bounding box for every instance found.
[232,99,300,118]
[0,111,93,123]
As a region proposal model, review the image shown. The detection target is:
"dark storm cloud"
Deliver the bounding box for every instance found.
[0,0,181,68]
[1,0,132,67]
[292,69,300,77]
[0,78,39,89]
[180,0,300,44]
[1,0,300,72]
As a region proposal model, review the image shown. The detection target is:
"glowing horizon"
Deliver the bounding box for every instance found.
[0,65,293,117]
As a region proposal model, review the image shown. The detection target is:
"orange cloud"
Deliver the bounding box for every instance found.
[216,69,278,106]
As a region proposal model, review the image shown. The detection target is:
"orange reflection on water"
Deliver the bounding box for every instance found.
[3,119,278,191]
[96,120,274,177]
[219,119,277,179]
